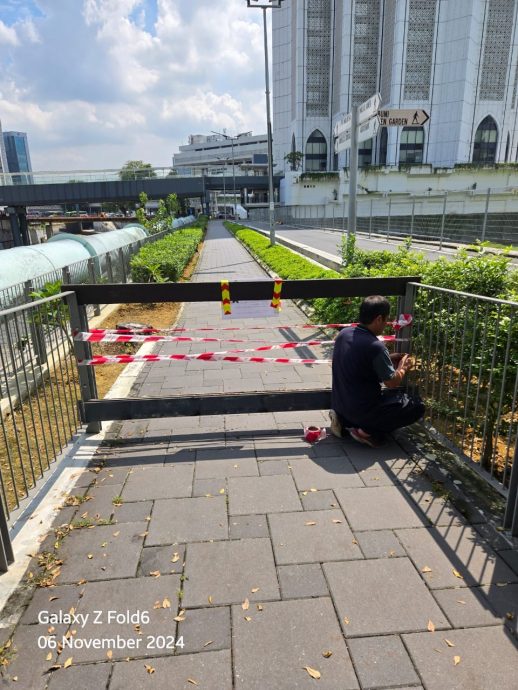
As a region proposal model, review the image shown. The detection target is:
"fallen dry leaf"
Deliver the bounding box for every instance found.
[256,604,263,611]
[187,680,198,686]
[322,650,333,658]
[112,531,120,537]
[244,616,252,622]
[203,640,213,647]
[63,657,73,669]
[251,587,260,593]
[87,554,93,560]
[332,519,342,524]
[303,666,321,679]
[145,664,155,674]
[162,597,171,609]
[106,650,113,659]
[219,489,225,494]
[242,598,250,610]
[309,488,318,493]
[421,566,433,573]
[452,569,463,579]
[453,655,461,666]
[457,600,466,605]
[171,553,180,563]
[208,595,213,605]
[46,652,52,661]
[343,617,350,625]
[153,601,161,609]
[427,620,436,633]
[149,570,161,578]
[305,521,317,526]
[444,639,455,647]
[49,596,59,602]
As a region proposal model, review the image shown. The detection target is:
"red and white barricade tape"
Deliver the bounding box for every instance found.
[83,313,412,336]
[74,333,398,346]
[78,353,331,367]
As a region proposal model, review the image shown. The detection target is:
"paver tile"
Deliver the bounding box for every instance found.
[110,649,232,689]
[335,486,428,530]
[176,606,231,654]
[47,663,112,689]
[228,475,301,515]
[403,626,518,689]
[396,525,518,588]
[277,564,329,599]
[348,635,420,688]
[300,489,338,511]
[20,583,82,624]
[71,575,181,661]
[0,624,66,689]
[195,456,258,480]
[258,459,291,475]
[122,464,194,501]
[183,538,279,607]
[113,499,153,523]
[232,598,358,689]
[138,544,186,577]
[80,484,125,519]
[323,558,450,635]
[229,515,269,539]
[355,529,406,559]
[146,496,228,545]
[192,477,227,497]
[433,583,518,628]
[56,521,146,583]
[290,456,363,491]
[269,509,361,564]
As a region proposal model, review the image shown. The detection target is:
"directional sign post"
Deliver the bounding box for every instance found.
[377,109,430,127]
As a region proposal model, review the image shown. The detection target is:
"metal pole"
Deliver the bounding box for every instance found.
[347,105,358,242]
[387,197,392,242]
[410,199,415,238]
[481,187,491,242]
[223,169,226,220]
[439,191,447,249]
[231,139,236,216]
[369,198,373,238]
[263,6,276,245]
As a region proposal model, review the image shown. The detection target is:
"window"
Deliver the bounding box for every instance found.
[472,116,498,163]
[359,138,373,168]
[379,127,388,165]
[399,126,424,164]
[305,130,327,171]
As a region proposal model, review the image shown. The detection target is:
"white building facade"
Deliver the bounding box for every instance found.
[273,0,518,174]
[172,132,269,177]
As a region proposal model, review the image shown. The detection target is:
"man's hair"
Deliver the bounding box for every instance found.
[359,295,390,324]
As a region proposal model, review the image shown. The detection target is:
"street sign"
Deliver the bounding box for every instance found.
[358,93,381,125]
[377,109,430,127]
[358,116,380,144]
[334,128,352,153]
[333,113,351,138]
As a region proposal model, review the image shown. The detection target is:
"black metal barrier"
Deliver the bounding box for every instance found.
[64,277,419,431]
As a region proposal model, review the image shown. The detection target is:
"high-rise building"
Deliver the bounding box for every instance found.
[0,121,9,178]
[3,130,33,184]
[273,0,518,173]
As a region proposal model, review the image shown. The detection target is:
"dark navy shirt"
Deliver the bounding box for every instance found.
[331,325,395,423]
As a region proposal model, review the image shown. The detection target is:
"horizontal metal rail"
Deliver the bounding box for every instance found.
[65,276,420,305]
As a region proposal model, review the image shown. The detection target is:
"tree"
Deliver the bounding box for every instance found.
[284,151,304,171]
[119,160,157,181]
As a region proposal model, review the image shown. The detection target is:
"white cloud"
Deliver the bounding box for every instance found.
[0,0,272,170]
[0,19,19,45]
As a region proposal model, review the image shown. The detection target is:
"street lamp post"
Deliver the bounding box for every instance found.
[246,0,284,246]
[212,131,241,218]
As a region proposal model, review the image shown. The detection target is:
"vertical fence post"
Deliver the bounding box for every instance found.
[0,495,14,572]
[332,205,335,230]
[66,291,102,434]
[23,280,47,366]
[400,280,416,356]
[387,197,391,242]
[118,248,127,283]
[342,196,346,233]
[62,266,71,285]
[369,199,373,238]
[481,187,491,242]
[439,192,447,250]
[503,436,518,536]
[410,199,415,238]
[106,253,114,283]
[87,258,101,316]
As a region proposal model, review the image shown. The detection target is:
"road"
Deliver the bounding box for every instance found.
[247,221,517,265]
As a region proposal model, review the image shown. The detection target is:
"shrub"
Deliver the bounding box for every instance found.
[130,227,203,283]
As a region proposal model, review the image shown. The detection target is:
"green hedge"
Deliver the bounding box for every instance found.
[130,226,203,283]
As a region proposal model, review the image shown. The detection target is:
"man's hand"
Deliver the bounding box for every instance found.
[397,354,414,373]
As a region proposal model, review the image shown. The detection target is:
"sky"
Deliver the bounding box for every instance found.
[0,0,271,171]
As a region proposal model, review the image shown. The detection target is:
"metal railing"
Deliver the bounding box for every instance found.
[408,282,518,532]
[250,192,518,245]
[0,292,81,527]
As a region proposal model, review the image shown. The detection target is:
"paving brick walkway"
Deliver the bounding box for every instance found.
[2,221,518,689]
